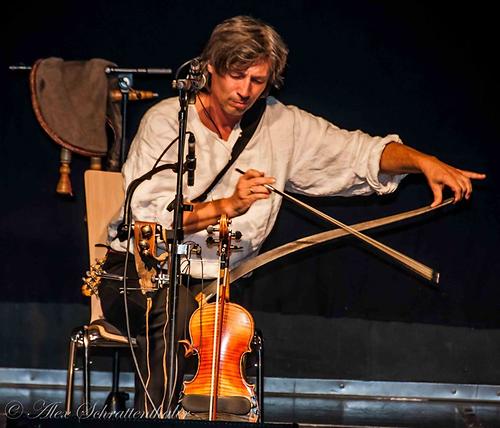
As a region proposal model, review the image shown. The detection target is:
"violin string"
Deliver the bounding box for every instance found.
[209,264,222,416]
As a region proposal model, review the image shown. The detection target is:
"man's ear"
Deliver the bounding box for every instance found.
[207,63,215,75]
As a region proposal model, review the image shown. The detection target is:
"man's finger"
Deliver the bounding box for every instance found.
[458,169,486,180]
[451,183,463,203]
[430,184,443,207]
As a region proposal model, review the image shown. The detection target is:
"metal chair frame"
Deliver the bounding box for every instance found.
[64,170,134,414]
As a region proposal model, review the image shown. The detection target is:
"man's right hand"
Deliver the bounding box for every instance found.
[182,169,276,234]
[226,168,276,216]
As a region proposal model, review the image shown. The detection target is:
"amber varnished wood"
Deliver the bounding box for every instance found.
[182,302,256,398]
[179,214,258,421]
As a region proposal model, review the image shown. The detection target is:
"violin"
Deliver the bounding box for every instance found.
[178,215,259,422]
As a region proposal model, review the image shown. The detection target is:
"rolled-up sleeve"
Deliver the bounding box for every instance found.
[284,105,406,196]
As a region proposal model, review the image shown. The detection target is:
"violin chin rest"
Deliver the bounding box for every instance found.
[180,394,252,415]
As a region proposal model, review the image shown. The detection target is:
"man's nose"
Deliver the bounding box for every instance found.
[237,78,251,99]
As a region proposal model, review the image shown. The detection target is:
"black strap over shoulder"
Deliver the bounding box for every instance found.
[192,97,267,203]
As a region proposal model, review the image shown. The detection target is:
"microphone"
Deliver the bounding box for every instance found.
[110,89,159,102]
[186,132,196,186]
[187,58,206,92]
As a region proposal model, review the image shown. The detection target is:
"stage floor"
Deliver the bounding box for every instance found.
[265,396,500,427]
[2,392,500,427]
[1,369,499,427]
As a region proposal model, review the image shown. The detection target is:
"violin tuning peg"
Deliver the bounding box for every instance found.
[138,239,150,250]
[206,225,218,234]
[140,224,153,239]
[138,240,151,257]
[206,236,219,247]
[232,231,242,240]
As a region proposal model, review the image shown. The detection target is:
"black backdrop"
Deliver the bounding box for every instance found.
[1,1,498,379]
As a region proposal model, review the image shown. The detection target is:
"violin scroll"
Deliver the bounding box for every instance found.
[206,216,242,251]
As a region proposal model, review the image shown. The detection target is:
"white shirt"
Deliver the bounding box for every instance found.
[109,96,405,279]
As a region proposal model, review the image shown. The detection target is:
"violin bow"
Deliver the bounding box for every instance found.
[197,198,454,304]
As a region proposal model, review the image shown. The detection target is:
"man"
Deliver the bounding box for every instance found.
[100,15,485,419]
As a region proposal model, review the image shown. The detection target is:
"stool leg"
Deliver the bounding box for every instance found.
[253,329,264,422]
[65,332,79,415]
[83,326,91,415]
[111,349,120,393]
[105,349,129,411]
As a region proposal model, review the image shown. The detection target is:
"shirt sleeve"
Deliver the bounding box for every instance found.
[107,103,180,248]
[124,107,180,226]
[284,105,406,196]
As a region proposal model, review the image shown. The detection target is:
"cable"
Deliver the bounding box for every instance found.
[174,58,194,81]
[160,288,170,417]
[151,137,179,170]
[117,130,196,242]
[198,94,223,139]
[122,221,161,416]
[117,57,201,414]
[144,297,153,414]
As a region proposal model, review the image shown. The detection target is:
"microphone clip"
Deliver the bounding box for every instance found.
[172,57,206,104]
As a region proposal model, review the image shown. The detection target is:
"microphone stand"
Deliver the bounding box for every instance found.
[113,60,196,416]
[166,71,198,416]
[113,59,197,416]
[117,73,132,165]
[104,66,173,166]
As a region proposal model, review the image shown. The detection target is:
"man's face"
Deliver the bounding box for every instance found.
[207,60,271,119]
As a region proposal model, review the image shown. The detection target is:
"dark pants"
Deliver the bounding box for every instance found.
[98,250,199,416]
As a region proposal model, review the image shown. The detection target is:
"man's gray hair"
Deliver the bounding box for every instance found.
[200,15,289,89]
